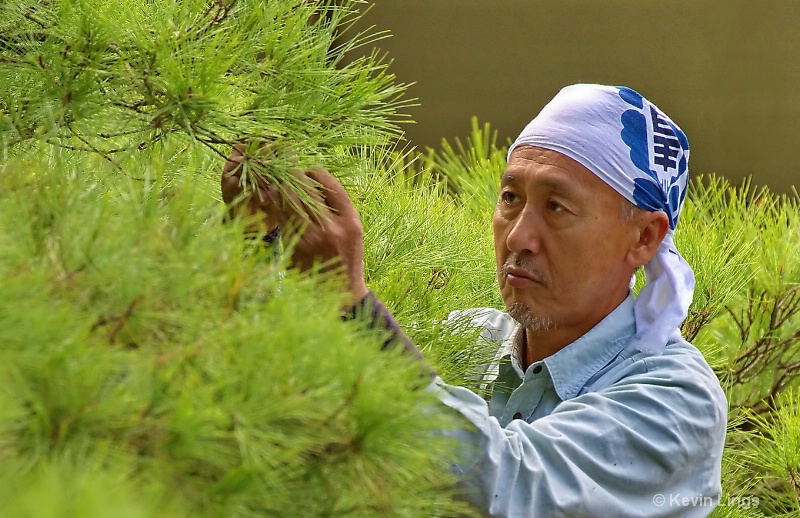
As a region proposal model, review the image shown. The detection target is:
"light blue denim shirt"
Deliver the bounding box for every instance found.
[430,294,727,518]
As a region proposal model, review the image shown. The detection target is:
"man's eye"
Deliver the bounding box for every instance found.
[548,201,565,212]
[500,192,519,204]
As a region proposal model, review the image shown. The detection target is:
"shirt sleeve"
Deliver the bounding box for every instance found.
[343,290,436,378]
[428,352,727,518]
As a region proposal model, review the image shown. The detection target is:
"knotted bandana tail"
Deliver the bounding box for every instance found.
[508,84,695,355]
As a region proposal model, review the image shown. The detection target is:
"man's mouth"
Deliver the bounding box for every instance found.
[506,265,535,281]
[504,265,547,287]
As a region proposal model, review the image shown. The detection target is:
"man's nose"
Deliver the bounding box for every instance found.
[505,208,542,255]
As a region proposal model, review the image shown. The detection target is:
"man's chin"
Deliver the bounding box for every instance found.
[507,302,555,333]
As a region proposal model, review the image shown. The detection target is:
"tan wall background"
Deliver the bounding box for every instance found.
[352,0,800,194]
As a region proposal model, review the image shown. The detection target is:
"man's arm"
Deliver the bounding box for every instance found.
[221,151,428,366]
[431,348,727,517]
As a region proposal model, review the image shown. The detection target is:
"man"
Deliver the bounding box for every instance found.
[222,84,727,517]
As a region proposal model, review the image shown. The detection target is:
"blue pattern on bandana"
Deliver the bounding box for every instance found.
[618,87,689,230]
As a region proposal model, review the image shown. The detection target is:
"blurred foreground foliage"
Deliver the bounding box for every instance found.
[0,145,491,517]
[1,0,800,516]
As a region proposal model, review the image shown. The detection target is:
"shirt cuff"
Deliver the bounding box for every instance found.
[342,291,436,378]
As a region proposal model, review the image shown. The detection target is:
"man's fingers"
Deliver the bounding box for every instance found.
[259,184,290,226]
[276,167,329,224]
[255,182,319,231]
[223,153,348,238]
[223,144,246,176]
[223,143,281,208]
[305,167,357,218]
[273,180,330,230]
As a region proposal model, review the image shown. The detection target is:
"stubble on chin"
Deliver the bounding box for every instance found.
[500,253,555,333]
[508,301,555,334]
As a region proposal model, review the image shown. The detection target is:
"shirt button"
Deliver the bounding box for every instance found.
[532,365,543,374]
[513,412,523,420]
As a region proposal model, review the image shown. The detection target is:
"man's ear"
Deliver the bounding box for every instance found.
[626,211,669,269]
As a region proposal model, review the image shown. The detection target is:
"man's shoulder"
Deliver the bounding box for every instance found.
[648,339,727,402]
[591,337,727,413]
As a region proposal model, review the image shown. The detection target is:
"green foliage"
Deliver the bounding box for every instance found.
[747,390,800,514]
[685,173,800,518]
[668,177,755,344]
[691,178,800,414]
[0,0,408,195]
[0,150,474,517]
[416,118,507,217]
[0,2,481,514]
[709,415,765,518]
[348,149,501,388]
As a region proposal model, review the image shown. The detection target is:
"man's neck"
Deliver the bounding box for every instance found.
[519,298,628,369]
[519,328,568,368]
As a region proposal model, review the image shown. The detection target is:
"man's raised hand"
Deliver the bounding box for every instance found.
[222,146,368,305]
[221,143,280,236]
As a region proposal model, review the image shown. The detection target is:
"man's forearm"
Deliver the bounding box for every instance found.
[343,291,435,377]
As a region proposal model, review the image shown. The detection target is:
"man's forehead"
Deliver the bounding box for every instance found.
[502,146,597,188]
[499,169,574,194]
[502,146,633,211]
[506,146,587,170]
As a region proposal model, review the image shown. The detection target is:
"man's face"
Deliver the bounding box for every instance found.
[493,146,639,341]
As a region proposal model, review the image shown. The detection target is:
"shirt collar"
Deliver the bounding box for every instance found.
[512,294,637,401]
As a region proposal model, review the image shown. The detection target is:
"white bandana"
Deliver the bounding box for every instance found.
[508,84,694,354]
